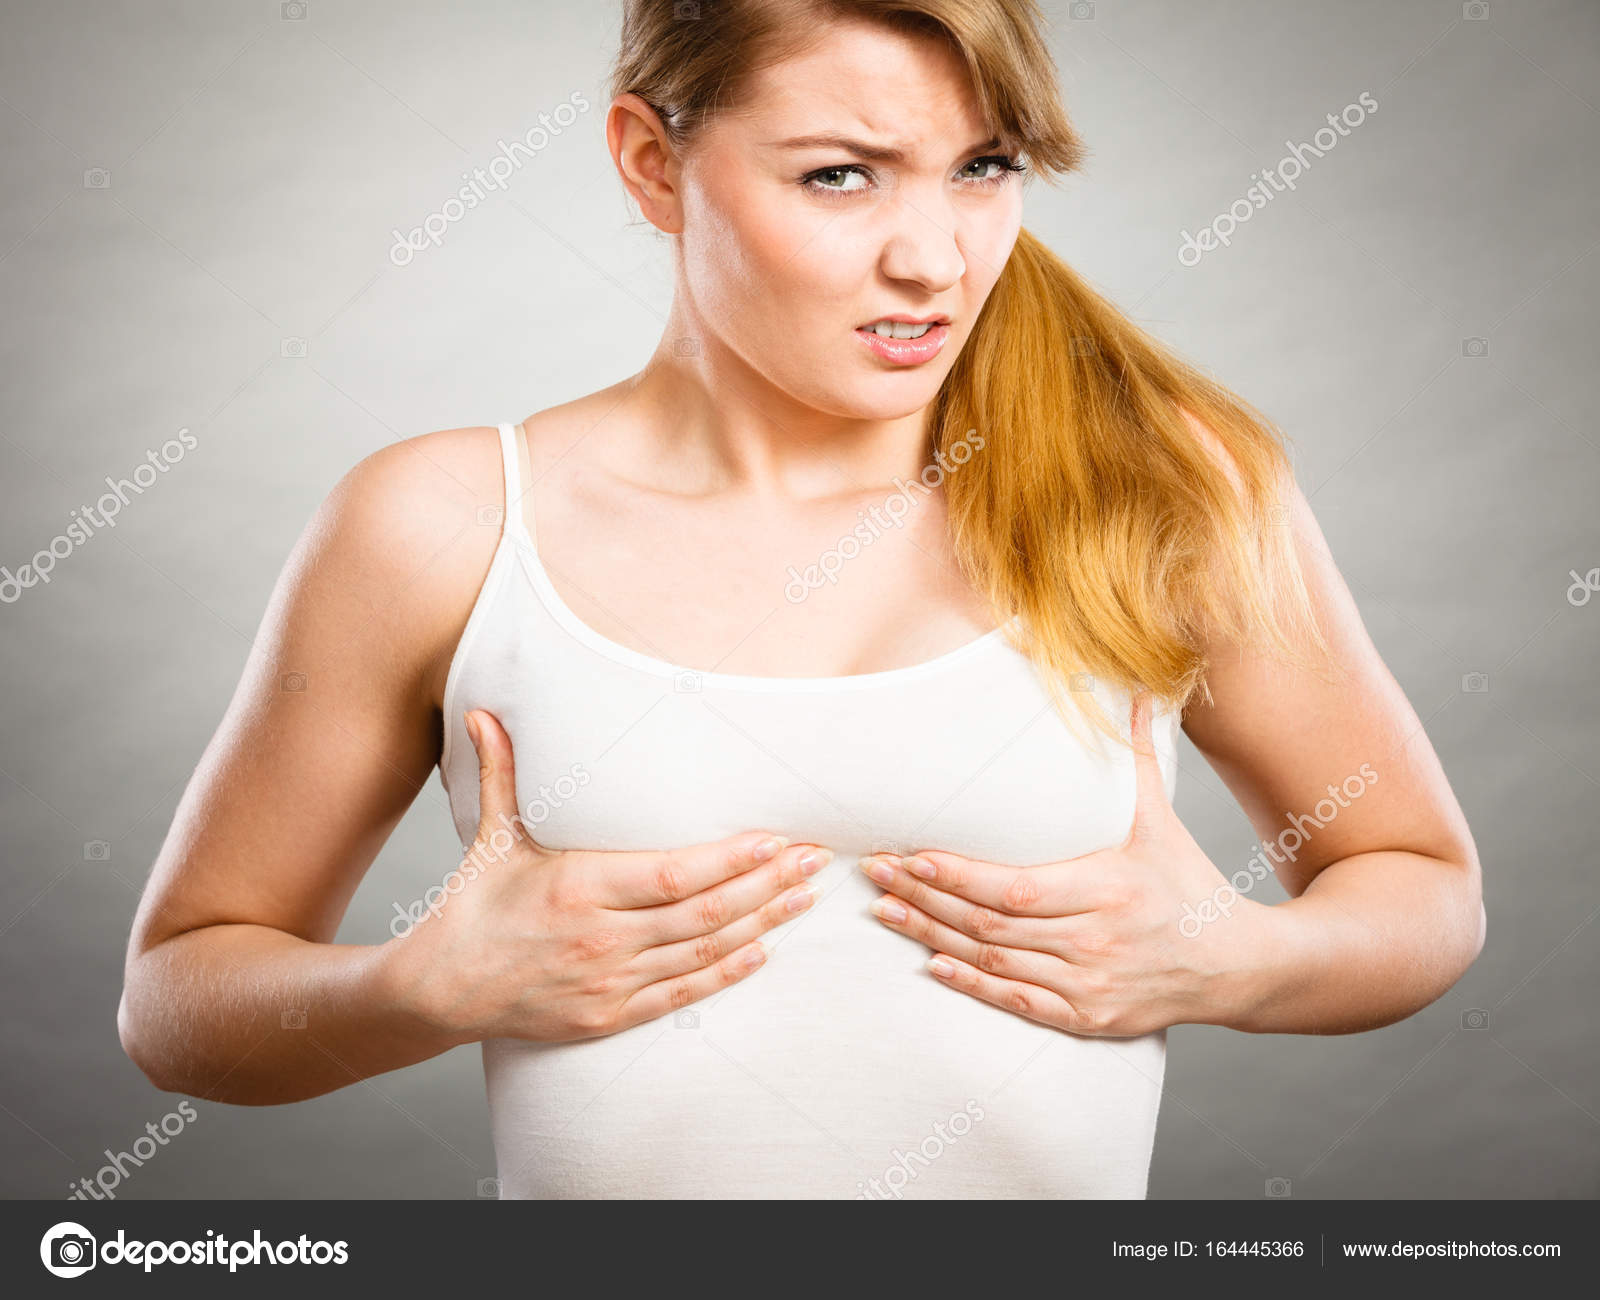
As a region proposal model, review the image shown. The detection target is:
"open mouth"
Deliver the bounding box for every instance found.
[857,316,950,340]
[852,319,952,365]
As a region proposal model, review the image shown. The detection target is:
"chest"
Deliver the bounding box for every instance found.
[526,478,996,679]
[447,620,1174,869]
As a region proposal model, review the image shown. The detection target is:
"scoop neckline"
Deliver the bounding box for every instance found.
[502,530,1017,694]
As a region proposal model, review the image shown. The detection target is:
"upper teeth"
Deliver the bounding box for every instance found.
[867,320,935,339]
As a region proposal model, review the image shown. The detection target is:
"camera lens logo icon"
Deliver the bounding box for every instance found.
[41,1222,97,1278]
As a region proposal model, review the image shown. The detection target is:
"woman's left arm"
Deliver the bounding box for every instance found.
[864,462,1484,1037]
[1165,464,1485,1033]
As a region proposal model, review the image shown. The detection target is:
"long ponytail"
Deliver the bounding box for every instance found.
[933,226,1324,740]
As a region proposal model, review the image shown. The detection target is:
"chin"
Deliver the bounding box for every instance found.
[810,381,943,423]
[810,359,949,415]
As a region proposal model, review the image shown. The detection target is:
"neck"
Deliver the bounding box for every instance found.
[614,318,937,503]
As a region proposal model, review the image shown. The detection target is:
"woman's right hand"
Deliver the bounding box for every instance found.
[381,708,829,1044]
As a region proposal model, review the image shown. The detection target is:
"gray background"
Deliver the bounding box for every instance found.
[1,0,1595,1199]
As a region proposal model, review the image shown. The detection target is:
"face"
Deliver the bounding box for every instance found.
[665,19,1026,422]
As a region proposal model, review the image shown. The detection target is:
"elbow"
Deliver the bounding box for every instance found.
[118,970,194,1099]
[117,985,174,1094]
[118,957,308,1108]
[1415,839,1486,997]
[1452,842,1487,974]
[1464,838,1486,962]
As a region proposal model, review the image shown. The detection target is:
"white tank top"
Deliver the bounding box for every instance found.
[437,422,1180,1198]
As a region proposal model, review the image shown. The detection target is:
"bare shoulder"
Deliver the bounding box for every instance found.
[285,423,512,708]
[322,423,500,535]
[514,378,637,477]
[1175,404,1257,499]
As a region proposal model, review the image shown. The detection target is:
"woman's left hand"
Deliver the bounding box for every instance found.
[861,693,1280,1036]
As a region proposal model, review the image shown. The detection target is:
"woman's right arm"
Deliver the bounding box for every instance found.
[119,428,824,1105]
[117,434,489,1103]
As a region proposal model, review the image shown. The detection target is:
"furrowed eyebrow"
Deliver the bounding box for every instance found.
[765,133,1003,164]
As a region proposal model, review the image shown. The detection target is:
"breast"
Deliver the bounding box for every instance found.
[444,631,1177,1197]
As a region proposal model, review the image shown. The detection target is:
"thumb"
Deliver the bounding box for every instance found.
[1124,691,1173,849]
[465,709,530,849]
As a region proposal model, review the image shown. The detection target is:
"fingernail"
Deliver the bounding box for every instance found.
[873,898,908,923]
[928,956,956,978]
[786,885,819,913]
[464,711,481,746]
[862,858,895,886]
[743,945,767,970]
[903,856,935,880]
[798,847,833,876]
[753,836,788,863]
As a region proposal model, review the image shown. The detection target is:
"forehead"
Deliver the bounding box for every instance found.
[734,18,992,155]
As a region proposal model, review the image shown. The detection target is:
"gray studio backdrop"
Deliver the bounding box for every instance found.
[1,0,1596,1199]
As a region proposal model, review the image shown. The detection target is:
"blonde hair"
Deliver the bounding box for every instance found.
[612,0,1326,742]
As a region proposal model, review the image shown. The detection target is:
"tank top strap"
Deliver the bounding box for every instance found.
[496,421,537,549]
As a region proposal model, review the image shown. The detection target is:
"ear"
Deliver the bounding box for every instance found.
[606,93,684,234]
[1123,691,1174,850]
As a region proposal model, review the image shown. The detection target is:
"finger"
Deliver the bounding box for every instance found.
[861,856,1040,944]
[466,709,528,845]
[614,939,771,1030]
[1124,690,1172,850]
[633,877,822,981]
[869,849,1102,918]
[868,893,1067,985]
[924,952,1087,1033]
[629,842,831,944]
[597,831,805,909]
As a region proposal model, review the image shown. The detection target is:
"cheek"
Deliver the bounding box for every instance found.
[688,194,858,331]
[683,198,865,381]
[961,204,1023,300]
[678,194,750,318]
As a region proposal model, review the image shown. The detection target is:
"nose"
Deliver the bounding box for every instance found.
[877,198,967,292]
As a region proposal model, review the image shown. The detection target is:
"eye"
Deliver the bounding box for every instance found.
[800,154,1027,200]
[958,154,1028,188]
[801,164,873,196]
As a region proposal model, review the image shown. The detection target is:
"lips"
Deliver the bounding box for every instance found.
[853,321,951,366]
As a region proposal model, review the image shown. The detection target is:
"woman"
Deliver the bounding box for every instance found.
[118,0,1484,1199]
